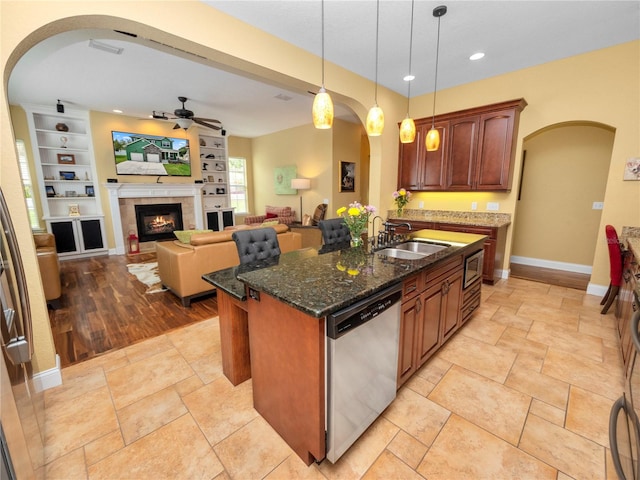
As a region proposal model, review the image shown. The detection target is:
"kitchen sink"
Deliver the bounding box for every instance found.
[394,241,449,255]
[375,248,427,260]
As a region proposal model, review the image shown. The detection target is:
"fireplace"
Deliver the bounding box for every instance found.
[135,203,184,242]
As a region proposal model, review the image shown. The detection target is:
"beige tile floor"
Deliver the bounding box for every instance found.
[41,277,624,479]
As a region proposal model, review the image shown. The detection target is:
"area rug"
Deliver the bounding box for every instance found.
[126,262,168,294]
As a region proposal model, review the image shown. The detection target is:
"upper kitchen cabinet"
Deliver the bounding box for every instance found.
[398,122,448,191]
[397,99,527,192]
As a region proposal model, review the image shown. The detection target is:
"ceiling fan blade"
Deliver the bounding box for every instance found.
[193,116,222,124]
[193,118,221,130]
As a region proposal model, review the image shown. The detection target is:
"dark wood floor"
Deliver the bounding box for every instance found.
[509,263,590,290]
[48,252,218,368]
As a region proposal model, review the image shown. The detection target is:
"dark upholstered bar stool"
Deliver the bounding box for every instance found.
[318,218,351,245]
[232,227,281,265]
[601,224,624,314]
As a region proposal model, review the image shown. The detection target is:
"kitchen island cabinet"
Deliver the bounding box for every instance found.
[617,235,639,371]
[203,230,485,465]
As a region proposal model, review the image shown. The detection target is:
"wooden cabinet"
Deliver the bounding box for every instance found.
[617,248,639,371]
[447,116,478,190]
[397,99,526,192]
[397,254,463,388]
[398,220,507,285]
[24,105,107,259]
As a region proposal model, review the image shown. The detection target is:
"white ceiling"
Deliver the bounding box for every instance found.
[8,1,640,138]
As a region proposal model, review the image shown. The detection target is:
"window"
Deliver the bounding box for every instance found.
[228,157,248,214]
[16,140,40,230]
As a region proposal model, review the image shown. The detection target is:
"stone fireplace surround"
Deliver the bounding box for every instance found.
[105,183,204,254]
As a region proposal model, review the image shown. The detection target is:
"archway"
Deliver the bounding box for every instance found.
[510,121,615,284]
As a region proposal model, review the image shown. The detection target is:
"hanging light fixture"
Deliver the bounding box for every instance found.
[399,0,416,144]
[366,0,384,136]
[312,0,334,129]
[426,5,447,151]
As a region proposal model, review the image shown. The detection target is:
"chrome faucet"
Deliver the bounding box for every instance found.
[383,222,412,244]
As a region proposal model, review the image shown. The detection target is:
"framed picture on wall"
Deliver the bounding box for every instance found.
[339,161,355,192]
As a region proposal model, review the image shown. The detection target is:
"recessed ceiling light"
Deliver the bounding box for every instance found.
[470,52,485,61]
[403,74,415,82]
[113,109,123,114]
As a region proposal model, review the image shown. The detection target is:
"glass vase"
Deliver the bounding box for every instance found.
[396,207,404,218]
[350,232,364,248]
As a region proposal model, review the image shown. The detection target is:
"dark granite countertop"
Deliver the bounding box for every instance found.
[203,229,486,318]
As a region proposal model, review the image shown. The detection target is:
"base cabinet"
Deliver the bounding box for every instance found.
[397,255,463,389]
[47,217,106,258]
[206,208,235,231]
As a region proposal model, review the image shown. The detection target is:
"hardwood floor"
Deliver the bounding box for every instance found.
[509,263,590,290]
[48,252,218,368]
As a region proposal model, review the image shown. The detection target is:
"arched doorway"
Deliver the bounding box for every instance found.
[510,122,615,286]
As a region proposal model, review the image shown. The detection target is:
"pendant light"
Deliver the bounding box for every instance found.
[426,5,447,151]
[366,0,384,136]
[312,0,334,129]
[399,0,416,144]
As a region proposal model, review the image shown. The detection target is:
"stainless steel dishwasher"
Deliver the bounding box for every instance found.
[326,283,402,463]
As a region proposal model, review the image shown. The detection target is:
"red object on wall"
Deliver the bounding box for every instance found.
[128,231,140,254]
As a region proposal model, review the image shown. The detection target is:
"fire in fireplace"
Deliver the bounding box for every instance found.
[135,203,184,242]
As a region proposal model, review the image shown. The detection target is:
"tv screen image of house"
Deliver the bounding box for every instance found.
[112,131,191,176]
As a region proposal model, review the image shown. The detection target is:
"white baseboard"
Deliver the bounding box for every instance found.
[32,354,62,392]
[586,283,609,297]
[510,255,593,275]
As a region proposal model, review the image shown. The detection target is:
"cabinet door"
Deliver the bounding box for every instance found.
[441,270,463,343]
[421,122,449,190]
[50,220,78,253]
[222,210,235,228]
[416,286,442,367]
[79,219,104,250]
[398,297,419,388]
[446,116,479,190]
[475,109,516,191]
[207,211,221,231]
[397,128,423,190]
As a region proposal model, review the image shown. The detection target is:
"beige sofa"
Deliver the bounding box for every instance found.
[156,224,302,307]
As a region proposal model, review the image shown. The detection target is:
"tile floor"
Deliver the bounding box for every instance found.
[40,277,624,479]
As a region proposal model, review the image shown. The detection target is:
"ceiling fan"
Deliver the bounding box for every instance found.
[152,96,222,131]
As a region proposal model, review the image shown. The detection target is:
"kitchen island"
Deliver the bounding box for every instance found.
[203,229,486,465]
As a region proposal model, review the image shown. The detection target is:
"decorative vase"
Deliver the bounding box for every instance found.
[396,207,403,218]
[55,122,69,132]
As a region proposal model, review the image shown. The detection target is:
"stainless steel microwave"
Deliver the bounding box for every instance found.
[463,250,483,289]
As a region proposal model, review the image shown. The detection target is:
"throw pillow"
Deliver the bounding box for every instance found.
[265,212,278,219]
[173,229,212,244]
[260,220,280,227]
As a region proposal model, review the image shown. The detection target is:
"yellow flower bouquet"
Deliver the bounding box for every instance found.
[336,202,376,247]
[393,188,411,217]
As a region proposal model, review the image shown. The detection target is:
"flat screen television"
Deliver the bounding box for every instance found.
[112,131,191,177]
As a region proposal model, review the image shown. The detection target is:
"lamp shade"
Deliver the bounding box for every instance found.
[399,117,416,143]
[366,105,384,136]
[425,127,440,151]
[291,178,311,190]
[175,118,193,130]
[312,88,334,129]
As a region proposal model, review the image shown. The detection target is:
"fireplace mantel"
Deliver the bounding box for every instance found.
[105,183,204,254]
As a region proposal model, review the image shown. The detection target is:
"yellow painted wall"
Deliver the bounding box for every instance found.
[251,122,333,219]
[1,1,638,371]
[331,119,368,216]
[512,123,614,265]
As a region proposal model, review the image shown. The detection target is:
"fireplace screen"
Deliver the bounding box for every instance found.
[134,203,184,242]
